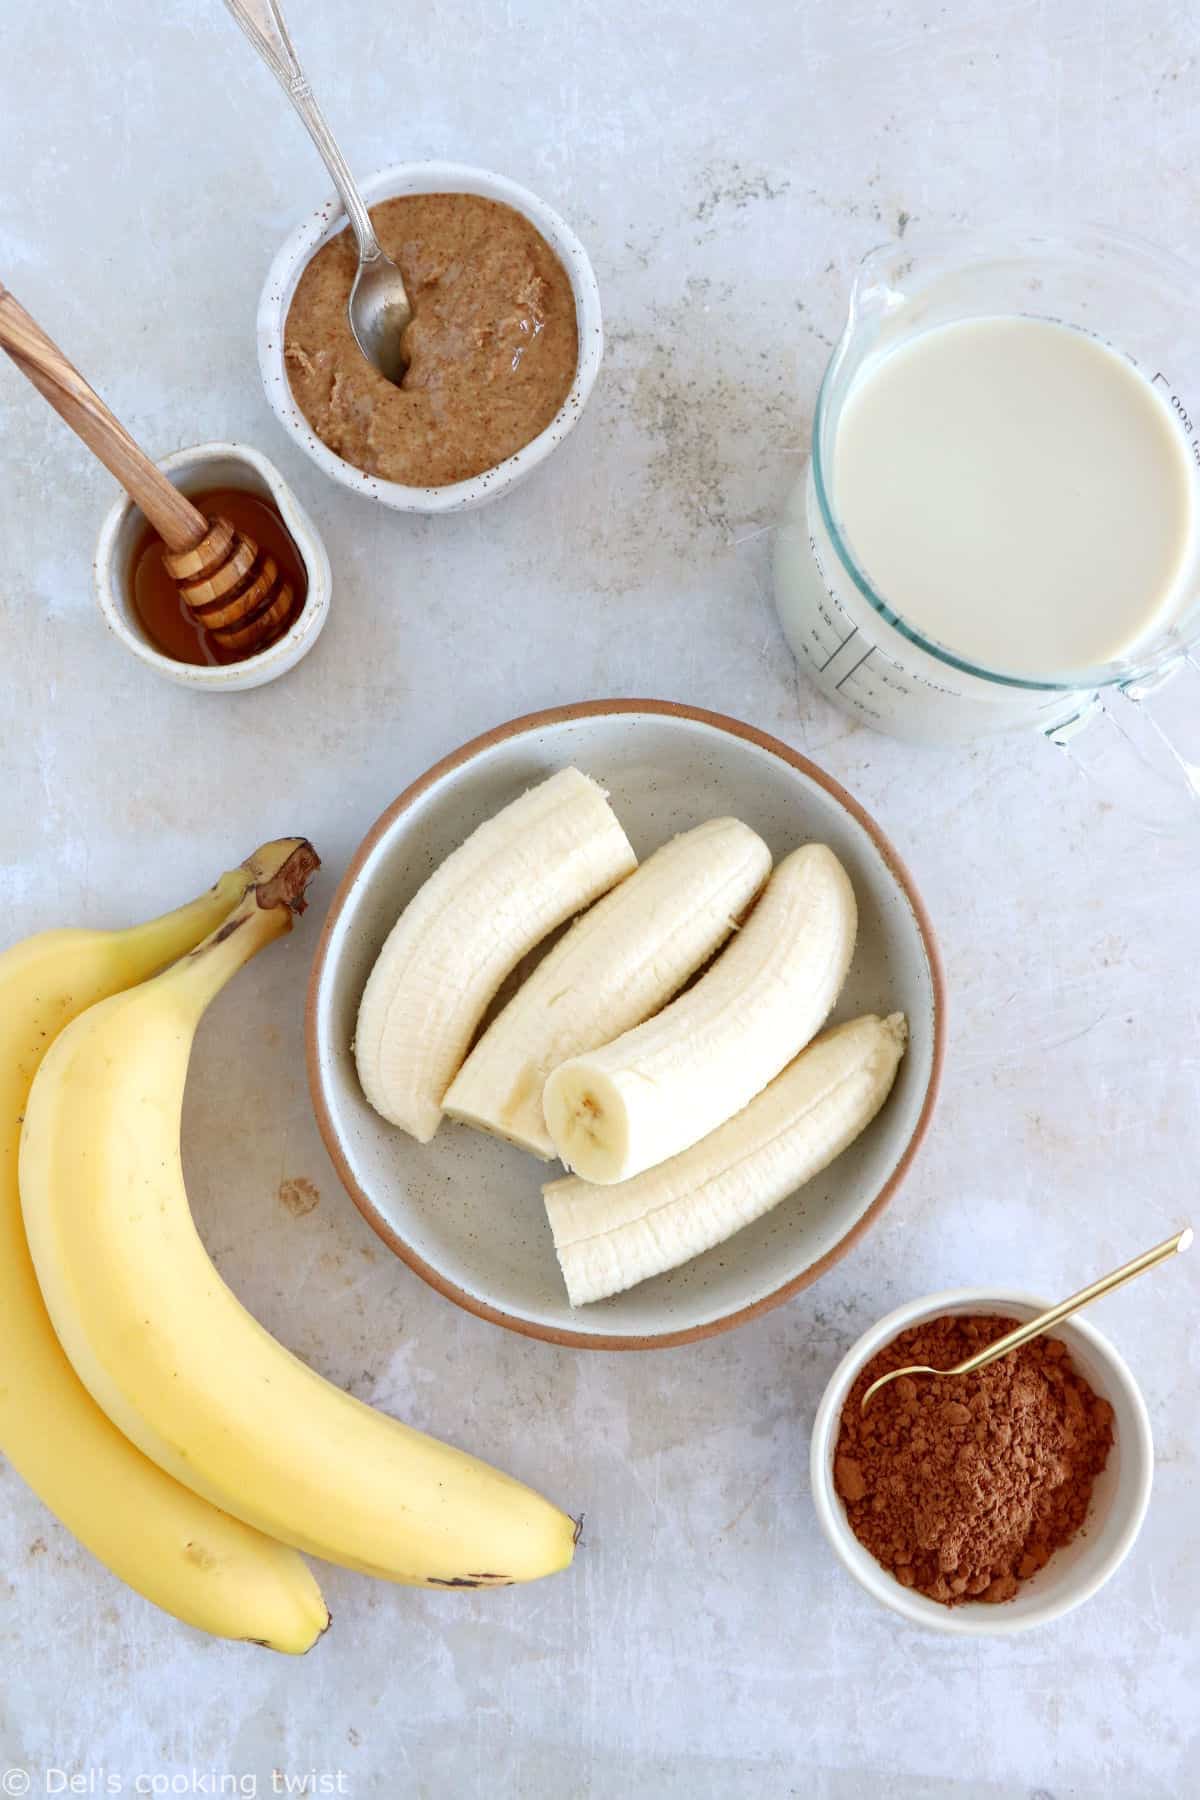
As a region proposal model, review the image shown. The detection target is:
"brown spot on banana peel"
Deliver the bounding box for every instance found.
[208,915,247,948]
[247,1607,332,1653]
[427,1575,514,1588]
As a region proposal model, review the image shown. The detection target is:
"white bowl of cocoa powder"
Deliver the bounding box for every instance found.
[810,1289,1153,1635]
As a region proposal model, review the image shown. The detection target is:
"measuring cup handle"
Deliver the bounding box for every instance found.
[1048,652,1200,834]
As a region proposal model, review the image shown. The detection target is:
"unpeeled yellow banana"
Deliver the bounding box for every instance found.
[21,840,577,1589]
[0,849,329,1652]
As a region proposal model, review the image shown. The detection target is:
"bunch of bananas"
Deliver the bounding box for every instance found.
[0,839,575,1653]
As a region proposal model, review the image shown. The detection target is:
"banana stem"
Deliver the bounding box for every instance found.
[166,839,320,1012]
[237,838,321,895]
[109,867,253,986]
[108,840,317,990]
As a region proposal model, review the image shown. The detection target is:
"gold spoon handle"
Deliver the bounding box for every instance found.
[949,1225,1193,1378]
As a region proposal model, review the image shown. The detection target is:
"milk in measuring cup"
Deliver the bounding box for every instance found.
[776,314,1197,742]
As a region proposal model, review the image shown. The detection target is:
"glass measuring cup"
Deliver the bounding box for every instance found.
[774,226,1200,823]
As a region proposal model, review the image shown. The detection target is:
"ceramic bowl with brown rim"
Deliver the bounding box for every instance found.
[307,701,944,1349]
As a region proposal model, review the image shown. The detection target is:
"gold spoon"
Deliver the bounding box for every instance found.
[861,1225,1193,1411]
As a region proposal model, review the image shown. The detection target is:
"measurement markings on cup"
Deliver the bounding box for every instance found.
[835,646,876,691]
[1152,372,1200,467]
[818,625,859,673]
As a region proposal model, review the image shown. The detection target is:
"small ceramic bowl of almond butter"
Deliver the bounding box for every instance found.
[258,161,603,515]
[810,1288,1153,1635]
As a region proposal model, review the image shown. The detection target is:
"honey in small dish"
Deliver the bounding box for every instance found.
[129,487,307,667]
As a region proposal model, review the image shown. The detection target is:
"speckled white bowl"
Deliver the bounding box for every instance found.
[810,1289,1154,1634]
[93,441,331,691]
[257,161,603,514]
[307,700,945,1349]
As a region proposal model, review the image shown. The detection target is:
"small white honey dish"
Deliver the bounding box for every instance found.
[93,441,331,692]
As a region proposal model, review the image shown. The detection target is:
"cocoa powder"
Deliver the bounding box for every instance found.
[833,1314,1114,1605]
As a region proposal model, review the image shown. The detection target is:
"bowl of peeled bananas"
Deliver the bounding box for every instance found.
[308,700,945,1349]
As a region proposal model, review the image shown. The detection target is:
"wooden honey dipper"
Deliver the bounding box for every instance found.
[0,282,299,657]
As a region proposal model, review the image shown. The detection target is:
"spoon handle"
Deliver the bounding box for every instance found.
[951,1225,1193,1378]
[222,0,385,265]
[0,284,207,553]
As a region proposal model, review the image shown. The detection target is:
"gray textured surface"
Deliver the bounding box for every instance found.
[1,0,1198,1794]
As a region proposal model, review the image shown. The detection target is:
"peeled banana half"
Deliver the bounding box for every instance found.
[355,766,637,1142]
[444,817,772,1157]
[543,843,859,1185]
[544,1013,908,1305]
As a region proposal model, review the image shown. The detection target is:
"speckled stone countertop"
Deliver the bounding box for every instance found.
[1,1,1197,1794]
